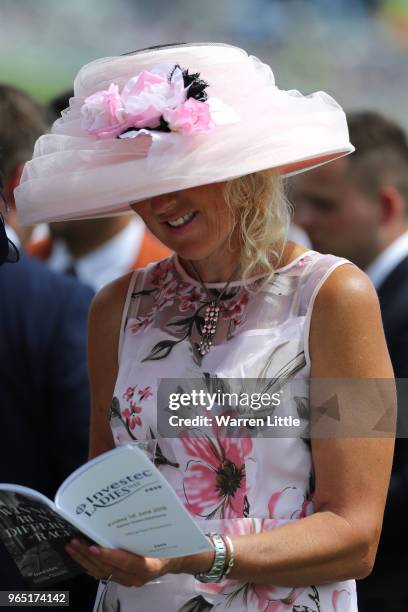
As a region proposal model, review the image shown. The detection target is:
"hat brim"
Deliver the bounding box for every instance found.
[16,141,354,225]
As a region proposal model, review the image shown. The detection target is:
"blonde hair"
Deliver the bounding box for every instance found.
[223,168,292,283]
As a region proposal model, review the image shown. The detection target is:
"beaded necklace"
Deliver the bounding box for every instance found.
[189,261,241,356]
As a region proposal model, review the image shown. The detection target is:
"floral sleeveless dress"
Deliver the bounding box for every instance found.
[93,251,358,612]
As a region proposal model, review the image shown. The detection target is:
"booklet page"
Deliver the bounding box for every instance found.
[55,445,212,558]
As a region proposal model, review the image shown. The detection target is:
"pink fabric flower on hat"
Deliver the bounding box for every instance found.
[81,66,187,138]
[163,98,214,134]
[80,64,233,141]
[81,83,126,139]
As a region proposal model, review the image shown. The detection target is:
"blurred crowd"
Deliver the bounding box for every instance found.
[3,0,408,133]
[1,25,408,611]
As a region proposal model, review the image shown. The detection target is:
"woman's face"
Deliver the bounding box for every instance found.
[131,183,239,261]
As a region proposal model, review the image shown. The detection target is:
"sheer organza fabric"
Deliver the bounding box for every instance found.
[15,43,354,225]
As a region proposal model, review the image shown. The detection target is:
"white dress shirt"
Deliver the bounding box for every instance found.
[47,217,145,291]
[5,224,20,247]
[366,230,408,290]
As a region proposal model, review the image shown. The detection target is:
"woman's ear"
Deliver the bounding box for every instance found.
[378,185,405,227]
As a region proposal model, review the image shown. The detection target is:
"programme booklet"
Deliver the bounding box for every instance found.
[0,444,211,587]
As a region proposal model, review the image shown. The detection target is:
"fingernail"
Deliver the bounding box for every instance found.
[89,546,101,556]
[70,539,81,549]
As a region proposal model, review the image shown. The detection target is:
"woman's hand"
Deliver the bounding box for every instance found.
[66,538,174,587]
[65,538,214,587]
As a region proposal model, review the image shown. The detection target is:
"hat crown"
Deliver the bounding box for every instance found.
[74,43,264,103]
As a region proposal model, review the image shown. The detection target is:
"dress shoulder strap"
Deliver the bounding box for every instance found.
[118,270,138,364]
[117,256,174,363]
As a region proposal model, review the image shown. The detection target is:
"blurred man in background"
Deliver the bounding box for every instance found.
[294,111,408,611]
[27,89,170,291]
[0,85,50,246]
[0,86,97,608]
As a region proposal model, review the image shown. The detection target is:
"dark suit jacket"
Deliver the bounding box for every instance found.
[357,254,408,611]
[0,255,96,607]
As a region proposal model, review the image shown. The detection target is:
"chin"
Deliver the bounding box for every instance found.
[172,243,214,260]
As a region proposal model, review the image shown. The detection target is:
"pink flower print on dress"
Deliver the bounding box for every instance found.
[129,401,142,413]
[163,98,214,134]
[150,258,175,287]
[145,260,179,312]
[154,278,178,310]
[178,286,203,312]
[181,432,252,519]
[130,313,154,335]
[122,402,142,430]
[268,487,313,520]
[122,386,136,401]
[138,386,153,401]
[297,254,314,268]
[220,292,249,320]
[130,262,179,336]
[253,585,305,611]
[332,589,351,611]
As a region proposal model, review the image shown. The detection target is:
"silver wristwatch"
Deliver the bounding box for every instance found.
[194,533,227,583]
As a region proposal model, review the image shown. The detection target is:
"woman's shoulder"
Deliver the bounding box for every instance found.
[281,244,378,325]
[313,259,376,304]
[288,240,378,314]
[309,263,391,377]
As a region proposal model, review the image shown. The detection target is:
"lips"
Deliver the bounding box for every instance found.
[161,210,198,230]
[166,212,196,227]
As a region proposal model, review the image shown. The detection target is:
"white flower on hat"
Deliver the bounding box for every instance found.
[121,65,186,128]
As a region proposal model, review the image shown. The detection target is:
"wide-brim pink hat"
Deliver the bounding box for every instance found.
[15,42,354,225]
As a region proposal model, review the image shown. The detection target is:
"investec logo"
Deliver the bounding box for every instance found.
[75,469,153,517]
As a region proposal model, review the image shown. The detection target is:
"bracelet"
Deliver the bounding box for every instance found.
[222,534,235,578]
[194,533,227,583]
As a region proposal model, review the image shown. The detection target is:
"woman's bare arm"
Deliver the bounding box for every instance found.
[87,272,134,460]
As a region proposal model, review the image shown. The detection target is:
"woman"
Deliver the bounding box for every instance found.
[15,43,394,611]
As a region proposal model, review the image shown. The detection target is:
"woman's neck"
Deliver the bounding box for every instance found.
[179,247,242,284]
[178,240,295,284]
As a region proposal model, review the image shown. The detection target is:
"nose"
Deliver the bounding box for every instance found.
[149,194,178,215]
